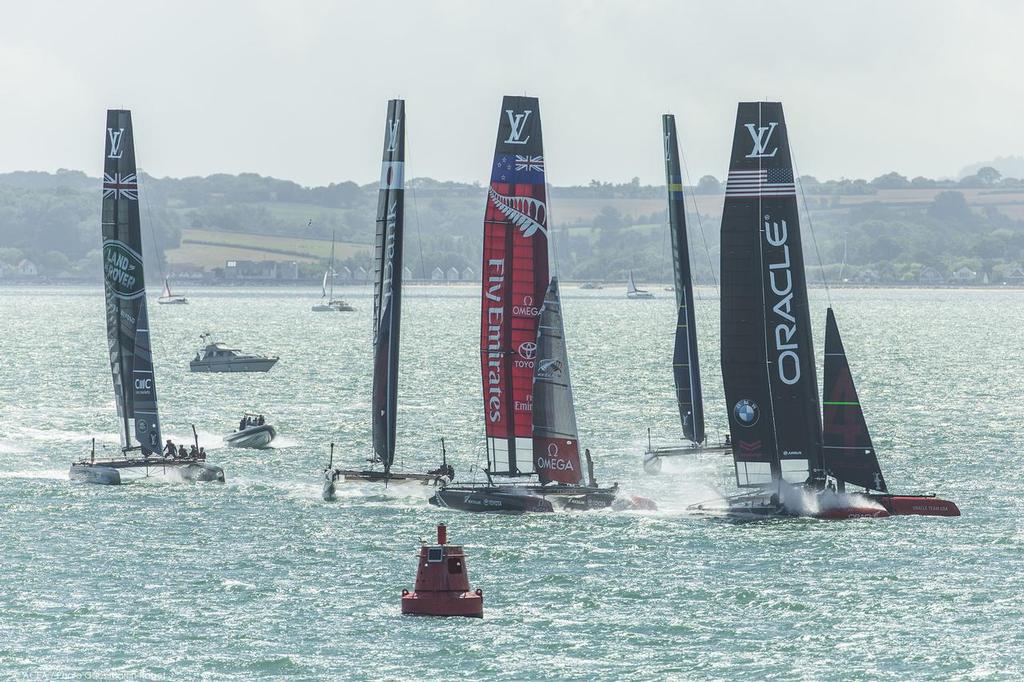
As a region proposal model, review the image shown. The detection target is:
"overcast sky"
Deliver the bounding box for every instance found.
[1,0,1021,186]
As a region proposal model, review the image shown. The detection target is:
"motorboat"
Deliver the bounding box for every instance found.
[223,413,277,449]
[189,333,278,372]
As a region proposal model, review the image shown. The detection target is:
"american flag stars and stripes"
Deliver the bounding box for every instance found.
[102,172,139,200]
[725,168,795,197]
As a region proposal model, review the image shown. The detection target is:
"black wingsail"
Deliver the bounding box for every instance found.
[371,99,406,474]
[720,102,822,487]
[101,110,162,455]
[662,114,705,444]
[822,308,887,492]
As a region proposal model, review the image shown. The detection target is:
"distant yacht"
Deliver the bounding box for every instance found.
[312,231,355,312]
[626,270,654,299]
[189,332,278,372]
[157,276,188,305]
[70,109,223,485]
[579,281,603,290]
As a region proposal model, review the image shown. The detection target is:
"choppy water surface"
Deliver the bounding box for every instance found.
[0,284,1021,680]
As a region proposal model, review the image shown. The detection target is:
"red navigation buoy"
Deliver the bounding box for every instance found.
[401,524,483,618]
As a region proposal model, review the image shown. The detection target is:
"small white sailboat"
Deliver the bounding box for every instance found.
[157,276,188,304]
[626,270,654,299]
[312,231,355,312]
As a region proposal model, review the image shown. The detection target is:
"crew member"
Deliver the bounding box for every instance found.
[585,449,597,488]
[177,444,188,459]
[164,439,176,457]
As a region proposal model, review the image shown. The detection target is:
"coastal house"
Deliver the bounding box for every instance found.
[402,266,414,281]
[338,266,352,282]
[462,266,475,281]
[446,266,460,281]
[355,266,369,282]
[950,266,977,283]
[225,260,277,280]
[431,266,444,281]
[17,259,38,276]
[1006,266,1024,285]
[918,266,944,285]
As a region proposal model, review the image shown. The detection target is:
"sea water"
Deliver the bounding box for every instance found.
[0,284,1021,680]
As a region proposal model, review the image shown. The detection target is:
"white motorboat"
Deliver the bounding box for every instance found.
[189,333,278,373]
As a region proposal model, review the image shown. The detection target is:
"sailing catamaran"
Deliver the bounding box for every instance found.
[157,277,188,304]
[312,231,354,312]
[70,110,224,485]
[429,96,618,513]
[323,100,448,499]
[691,101,958,519]
[643,114,730,473]
[625,270,654,299]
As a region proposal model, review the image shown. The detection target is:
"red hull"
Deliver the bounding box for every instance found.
[872,495,960,517]
[401,590,483,618]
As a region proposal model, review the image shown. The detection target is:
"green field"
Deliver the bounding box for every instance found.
[166,228,371,269]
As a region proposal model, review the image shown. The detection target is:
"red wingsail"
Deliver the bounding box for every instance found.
[480,96,549,476]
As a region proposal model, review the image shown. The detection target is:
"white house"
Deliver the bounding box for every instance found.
[17,259,38,276]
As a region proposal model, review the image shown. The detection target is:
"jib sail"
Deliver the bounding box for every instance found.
[480,96,550,476]
[372,99,406,473]
[532,278,584,485]
[101,110,162,455]
[822,308,887,492]
[662,114,705,444]
[720,102,822,487]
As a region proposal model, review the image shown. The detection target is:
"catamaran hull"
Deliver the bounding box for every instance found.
[157,297,188,305]
[69,464,121,485]
[429,488,555,513]
[223,425,277,449]
[323,475,337,501]
[332,468,439,484]
[430,484,619,513]
[870,495,960,517]
[179,462,225,483]
[69,460,224,485]
[189,358,278,373]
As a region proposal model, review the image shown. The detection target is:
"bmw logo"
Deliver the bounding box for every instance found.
[733,399,759,427]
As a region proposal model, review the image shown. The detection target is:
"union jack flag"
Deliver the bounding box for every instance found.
[103,172,138,200]
[515,155,544,172]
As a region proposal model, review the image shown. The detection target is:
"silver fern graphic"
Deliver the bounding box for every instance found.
[488,188,548,238]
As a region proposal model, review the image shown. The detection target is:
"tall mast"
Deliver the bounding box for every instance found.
[662,114,705,445]
[101,110,162,455]
[371,99,406,474]
[480,96,549,477]
[720,102,821,487]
